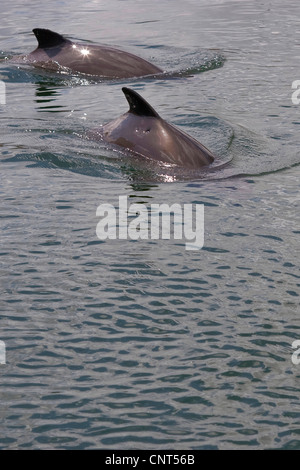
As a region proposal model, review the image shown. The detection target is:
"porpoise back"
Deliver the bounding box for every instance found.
[102,87,215,169]
[14,28,163,78]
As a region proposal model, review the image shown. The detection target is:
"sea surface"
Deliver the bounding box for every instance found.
[0,0,299,450]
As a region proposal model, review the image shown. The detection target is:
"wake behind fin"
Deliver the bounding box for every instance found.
[122,87,160,118]
[32,28,71,49]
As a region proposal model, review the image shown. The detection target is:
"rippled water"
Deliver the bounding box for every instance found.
[0,0,299,450]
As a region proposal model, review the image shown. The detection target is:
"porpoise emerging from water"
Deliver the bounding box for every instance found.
[13,28,163,78]
[101,87,215,169]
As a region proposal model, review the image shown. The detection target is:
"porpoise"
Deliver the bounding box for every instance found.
[12,28,163,78]
[101,87,215,169]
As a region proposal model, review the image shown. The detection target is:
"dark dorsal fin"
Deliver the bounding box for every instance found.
[32,28,71,49]
[122,87,160,118]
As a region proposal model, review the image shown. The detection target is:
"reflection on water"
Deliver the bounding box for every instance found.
[35,81,66,112]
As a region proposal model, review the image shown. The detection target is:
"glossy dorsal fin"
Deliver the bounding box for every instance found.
[122,87,160,118]
[32,28,71,49]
